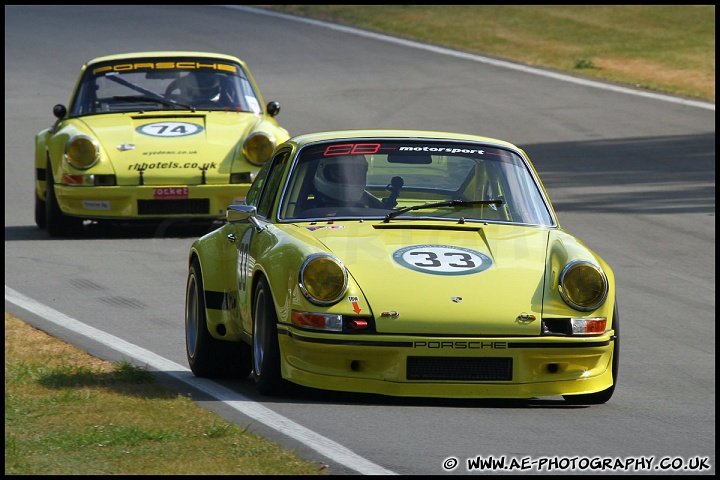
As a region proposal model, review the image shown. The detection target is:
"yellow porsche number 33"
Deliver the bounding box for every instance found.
[186,129,619,405]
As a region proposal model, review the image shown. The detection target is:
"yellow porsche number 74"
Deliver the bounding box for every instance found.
[34,51,289,237]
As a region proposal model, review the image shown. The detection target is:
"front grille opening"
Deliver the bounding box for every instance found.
[407,357,512,381]
[137,199,209,215]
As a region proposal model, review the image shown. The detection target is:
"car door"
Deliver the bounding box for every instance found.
[235,149,293,335]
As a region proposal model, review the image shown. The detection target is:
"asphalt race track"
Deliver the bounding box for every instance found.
[5,5,715,475]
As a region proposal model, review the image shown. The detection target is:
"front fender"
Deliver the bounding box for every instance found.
[35,128,53,198]
[544,229,616,324]
[249,223,373,328]
[39,120,116,189]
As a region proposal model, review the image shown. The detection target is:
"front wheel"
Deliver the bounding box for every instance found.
[45,160,83,237]
[564,302,620,405]
[35,190,46,229]
[185,258,251,378]
[252,276,285,395]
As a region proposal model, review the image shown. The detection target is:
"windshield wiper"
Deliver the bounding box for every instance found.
[112,95,195,111]
[382,199,503,223]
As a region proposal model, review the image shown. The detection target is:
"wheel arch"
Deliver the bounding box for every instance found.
[188,240,244,342]
[36,149,52,201]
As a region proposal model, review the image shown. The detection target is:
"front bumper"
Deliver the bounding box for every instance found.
[54,184,249,220]
[278,325,616,399]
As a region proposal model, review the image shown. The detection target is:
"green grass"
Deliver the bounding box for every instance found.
[4,313,326,475]
[260,5,715,102]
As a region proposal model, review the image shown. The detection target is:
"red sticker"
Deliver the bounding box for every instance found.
[153,187,189,199]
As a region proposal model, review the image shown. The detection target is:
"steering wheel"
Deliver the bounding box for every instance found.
[165,79,218,109]
[363,191,386,209]
[165,78,229,109]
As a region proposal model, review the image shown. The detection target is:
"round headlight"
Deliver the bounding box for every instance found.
[558,261,608,311]
[243,132,276,166]
[65,135,100,169]
[299,254,348,305]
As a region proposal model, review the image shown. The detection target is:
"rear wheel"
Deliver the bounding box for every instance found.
[252,276,285,395]
[185,258,251,378]
[45,160,83,237]
[564,303,620,405]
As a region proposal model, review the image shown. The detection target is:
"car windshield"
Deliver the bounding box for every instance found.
[279,140,555,227]
[69,57,264,116]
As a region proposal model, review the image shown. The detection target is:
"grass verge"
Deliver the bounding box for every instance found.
[4,312,326,475]
[259,5,715,103]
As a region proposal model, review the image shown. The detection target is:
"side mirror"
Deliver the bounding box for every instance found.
[227,204,256,222]
[53,104,67,119]
[266,101,280,117]
[227,204,264,232]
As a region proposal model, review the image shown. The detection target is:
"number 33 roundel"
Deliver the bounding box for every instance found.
[392,245,493,276]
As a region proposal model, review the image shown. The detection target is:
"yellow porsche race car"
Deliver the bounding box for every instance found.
[34,51,289,237]
[185,129,619,404]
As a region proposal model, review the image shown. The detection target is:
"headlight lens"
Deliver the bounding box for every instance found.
[65,135,100,169]
[558,261,608,311]
[243,132,275,165]
[299,254,348,305]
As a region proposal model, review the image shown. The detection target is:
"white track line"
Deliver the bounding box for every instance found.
[5,286,397,475]
[224,5,714,112]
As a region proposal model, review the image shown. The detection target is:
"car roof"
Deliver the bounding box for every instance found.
[83,51,245,66]
[287,129,521,151]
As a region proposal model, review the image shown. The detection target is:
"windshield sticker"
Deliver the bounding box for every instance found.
[137,122,204,137]
[245,96,260,112]
[398,146,485,155]
[307,142,518,162]
[392,244,493,276]
[93,62,238,76]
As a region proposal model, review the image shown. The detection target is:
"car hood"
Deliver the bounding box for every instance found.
[308,221,551,335]
[78,113,258,185]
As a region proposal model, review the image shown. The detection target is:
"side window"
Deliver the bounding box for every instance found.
[238,77,262,113]
[70,75,97,117]
[256,150,291,219]
[244,161,272,208]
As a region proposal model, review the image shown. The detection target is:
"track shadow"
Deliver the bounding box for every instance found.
[523,132,715,215]
[184,373,591,411]
[4,219,223,241]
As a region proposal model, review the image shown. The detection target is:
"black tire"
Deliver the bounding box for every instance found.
[45,160,83,237]
[252,276,285,395]
[35,189,46,229]
[185,258,252,378]
[564,302,619,405]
